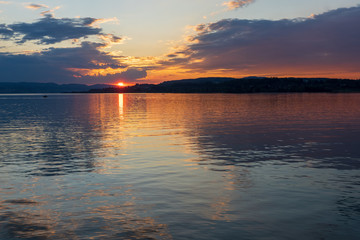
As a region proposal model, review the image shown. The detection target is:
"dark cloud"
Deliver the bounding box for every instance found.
[0,15,145,84]
[0,52,74,83]
[0,42,142,84]
[117,68,147,80]
[0,24,13,38]
[166,6,360,77]
[41,42,124,69]
[80,68,148,84]
[1,15,102,44]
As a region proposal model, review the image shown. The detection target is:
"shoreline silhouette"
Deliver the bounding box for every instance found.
[1,77,360,94]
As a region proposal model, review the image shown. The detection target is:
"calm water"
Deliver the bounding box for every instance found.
[0,93,359,240]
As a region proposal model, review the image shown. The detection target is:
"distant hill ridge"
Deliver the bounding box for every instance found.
[160,77,238,85]
[89,77,360,93]
[1,77,360,93]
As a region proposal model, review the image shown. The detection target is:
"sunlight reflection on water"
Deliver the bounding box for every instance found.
[0,93,360,239]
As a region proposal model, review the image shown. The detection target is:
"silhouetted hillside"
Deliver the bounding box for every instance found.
[87,77,360,94]
[2,77,360,94]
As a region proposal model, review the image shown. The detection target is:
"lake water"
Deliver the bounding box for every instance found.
[0,93,359,240]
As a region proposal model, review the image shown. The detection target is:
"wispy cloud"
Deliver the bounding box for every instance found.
[204,0,255,20]
[26,3,48,10]
[40,6,61,17]
[222,0,255,10]
[90,17,120,26]
[99,34,125,47]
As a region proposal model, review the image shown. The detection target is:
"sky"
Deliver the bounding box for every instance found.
[0,0,359,84]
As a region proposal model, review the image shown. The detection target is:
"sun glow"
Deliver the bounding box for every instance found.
[117,82,125,87]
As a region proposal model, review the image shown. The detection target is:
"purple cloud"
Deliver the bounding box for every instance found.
[80,68,148,84]
[165,6,360,77]
[0,42,148,84]
[0,15,148,84]
[0,15,103,44]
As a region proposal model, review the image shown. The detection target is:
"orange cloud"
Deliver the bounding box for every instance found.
[98,34,125,47]
[222,0,255,10]
[26,3,49,10]
[68,67,123,77]
[90,17,120,27]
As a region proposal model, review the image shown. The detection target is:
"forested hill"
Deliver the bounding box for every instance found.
[2,77,360,93]
[87,77,360,93]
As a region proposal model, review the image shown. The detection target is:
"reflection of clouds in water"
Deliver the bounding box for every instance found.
[142,93,360,226]
[90,204,171,239]
[161,93,360,170]
[0,181,171,239]
[0,194,58,240]
[0,210,55,240]
[192,135,360,170]
[0,95,100,177]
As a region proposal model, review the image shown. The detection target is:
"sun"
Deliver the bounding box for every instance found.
[117,82,125,87]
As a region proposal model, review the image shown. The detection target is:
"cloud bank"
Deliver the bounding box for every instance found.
[164,6,360,78]
[0,15,147,84]
[0,42,147,84]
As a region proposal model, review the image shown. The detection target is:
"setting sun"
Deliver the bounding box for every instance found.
[117,82,125,87]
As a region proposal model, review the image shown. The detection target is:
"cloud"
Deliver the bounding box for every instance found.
[0,41,148,84]
[0,52,75,83]
[223,0,255,10]
[78,67,148,84]
[162,6,360,78]
[99,34,124,47]
[0,42,144,84]
[117,68,147,80]
[0,14,144,84]
[0,24,12,38]
[40,6,61,17]
[90,17,120,26]
[0,15,103,44]
[41,42,124,69]
[26,3,48,10]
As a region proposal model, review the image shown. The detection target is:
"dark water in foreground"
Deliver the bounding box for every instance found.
[0,93,359,240]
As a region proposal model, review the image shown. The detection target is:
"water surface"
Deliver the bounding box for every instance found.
[0,93,359,239]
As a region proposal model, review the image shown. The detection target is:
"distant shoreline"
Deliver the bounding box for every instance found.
[84,77,360,94]
[1,77,360,94]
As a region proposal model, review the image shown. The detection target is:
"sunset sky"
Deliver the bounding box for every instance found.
[0,0,359,84]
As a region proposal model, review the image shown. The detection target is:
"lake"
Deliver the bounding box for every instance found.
[0,93,359,240]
